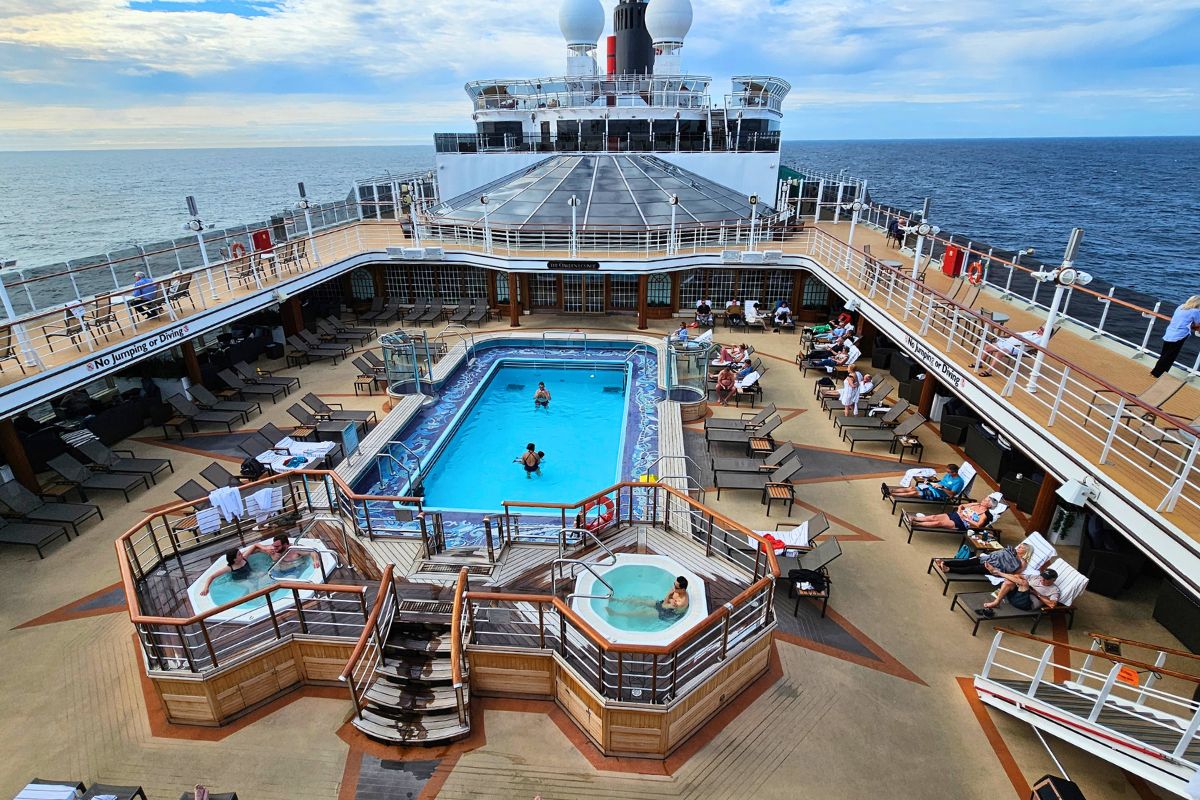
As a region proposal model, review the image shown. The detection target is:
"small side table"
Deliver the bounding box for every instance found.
[892,435,924,463]
[747,437,774,457]
[162,416,190,440]
[291,426,317,442]
[763,483,794,517]
[354,375,375,396]
[40,483,79,503]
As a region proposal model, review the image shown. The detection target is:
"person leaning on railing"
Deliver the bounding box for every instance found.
[1150,295,1200,378]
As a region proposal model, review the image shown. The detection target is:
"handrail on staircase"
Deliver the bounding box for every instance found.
[339,564,396,718]
[450,568,468,724]
[1085,631,1200,664]
[553,526,617,601]
[989,627,1200,685]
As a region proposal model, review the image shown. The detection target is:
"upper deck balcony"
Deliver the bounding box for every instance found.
[465,74,715,113]
[433,130,781,154]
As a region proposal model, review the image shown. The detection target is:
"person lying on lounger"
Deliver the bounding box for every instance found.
[904,497,997,531]
[977,326,1044,377]
[979,568,1060,617]
[882,464,964,500]
[935,543,1031,575]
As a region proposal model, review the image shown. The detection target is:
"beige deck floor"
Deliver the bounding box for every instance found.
[0,314,1186,800]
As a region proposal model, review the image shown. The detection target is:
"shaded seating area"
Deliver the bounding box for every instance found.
[46,453,150,501]
[0,517,71,559]
[166,394,244,434]
[74,439,174,485]
[0,480,102,536]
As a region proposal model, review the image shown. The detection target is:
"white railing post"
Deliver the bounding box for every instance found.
[1156,438,1199,513]
[980,631,1004,679]
[1099,399,1125,464]
[1028,644,1055,696]
[1087,662,1123,722]
[1171,704,1200,758]
[1046,368,1071,427]
[1136,302,1161,360]
[1002,350,1024,397]
[1091,287,1115,339]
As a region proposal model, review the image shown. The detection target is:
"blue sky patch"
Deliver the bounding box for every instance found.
[128,0,282,17]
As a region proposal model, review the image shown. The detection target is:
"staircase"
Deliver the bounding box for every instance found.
[344,572,471,745]
[975,629,1200,797]
[709,110,727,151]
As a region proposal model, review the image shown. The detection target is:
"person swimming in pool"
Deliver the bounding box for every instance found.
[654,576,690,620]
[199,547,253,596]
[247,533,320,574]
[533,382,551,408]
[518,443,544,477]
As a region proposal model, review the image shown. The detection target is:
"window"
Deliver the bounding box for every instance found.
[647,274,671,307]
[765,270,795,306]
[802,276,831,309]
[463,267,487,301]
[736,270,764,303]
[384,266,412,302]
[707,269,734,304]
[609,275,638,310]
[439,267,462,303]
[410,265,436,301]
[496,271,509,303]
[677,269,703,308]
[585,275,604,313]
[531,274,559,308]
[350,268,374,301]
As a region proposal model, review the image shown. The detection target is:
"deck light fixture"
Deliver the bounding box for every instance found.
[183,195,219,300]
[480,195,493,255]
[1027,228,1087,392]
[747,193,760,253]
[667,193,679,256]
[567,194,580,256]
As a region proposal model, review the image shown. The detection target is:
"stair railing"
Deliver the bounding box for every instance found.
[552,526,617,601]
[451,568,470,726]
[340,565,396,720]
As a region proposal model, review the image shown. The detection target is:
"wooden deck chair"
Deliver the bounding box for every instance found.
[1087,374,1185,427]
[834,399,911,432]
[951,557,1088,636]
[843,413,925,452]
[711,441,797,474]
[0,325,26,375]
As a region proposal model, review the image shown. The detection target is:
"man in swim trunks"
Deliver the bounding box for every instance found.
[654,576,689,620]
[248,533,320,574]
[199,547,253,596]
[533,382,551,408]
[519,443,543,478]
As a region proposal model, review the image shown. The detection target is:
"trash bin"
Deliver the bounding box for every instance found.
[265,342,284,359]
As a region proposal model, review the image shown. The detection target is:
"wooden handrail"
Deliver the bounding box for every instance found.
[994,628,1200,684]
[450,568,467,686]
[1086,632,1200,664]
[130,578,367,627]
[811,226,1200,441]
[468,575,773,656]
[339,564,395,681]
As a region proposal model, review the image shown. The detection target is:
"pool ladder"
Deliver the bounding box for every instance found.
[553,527,616,602]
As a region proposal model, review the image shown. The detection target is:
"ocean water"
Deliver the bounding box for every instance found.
[0,138,1196,308]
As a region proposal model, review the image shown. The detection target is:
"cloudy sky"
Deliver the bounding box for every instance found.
[1,0,1198,150]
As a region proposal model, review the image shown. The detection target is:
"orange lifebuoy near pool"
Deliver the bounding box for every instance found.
[231,242,247,259]
[967,262,984,286]
[582,496,616,532]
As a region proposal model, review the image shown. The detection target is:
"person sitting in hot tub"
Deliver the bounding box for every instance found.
[533,382,551,408]
[248,533,319,574]
[199,547,253,596]
[655,576,690,620]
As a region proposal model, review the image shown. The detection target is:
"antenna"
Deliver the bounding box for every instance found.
[1062,227,1084,266]
[297,182,307,199]
[185,195,198,217]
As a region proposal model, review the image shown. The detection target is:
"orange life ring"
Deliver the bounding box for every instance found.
[967,262,984,286]
[231,242,247,259]
[582,496,616,532]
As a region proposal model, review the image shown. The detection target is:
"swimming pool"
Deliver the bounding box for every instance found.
[573,554,708,645]
[186,537,339,624]
[419,360,628,512]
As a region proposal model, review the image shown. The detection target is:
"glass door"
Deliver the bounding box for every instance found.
[562,274,583,312]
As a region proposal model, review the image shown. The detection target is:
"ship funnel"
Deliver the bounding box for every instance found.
[614,0,654,75]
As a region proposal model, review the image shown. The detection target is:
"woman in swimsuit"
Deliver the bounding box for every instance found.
[199,547,253,596]
[519,443,543,478]
[533,382,551,408]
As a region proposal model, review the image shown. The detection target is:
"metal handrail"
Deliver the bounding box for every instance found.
[655,473,706,503]
[375,452,416,494]
[542,329,587,350]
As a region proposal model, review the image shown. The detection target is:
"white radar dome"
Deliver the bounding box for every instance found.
[559,0,604,48]
[646,0,693,44]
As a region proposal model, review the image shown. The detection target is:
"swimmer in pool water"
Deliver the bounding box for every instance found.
[247,533,320,574]
[655,576,690,620]
[533,382,551,408]
[517,443,545,477]
[199,547,253,596]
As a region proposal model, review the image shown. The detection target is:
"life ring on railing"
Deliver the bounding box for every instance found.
[967,262,984,286]
[581,496,616,531]
[230,242,247,259]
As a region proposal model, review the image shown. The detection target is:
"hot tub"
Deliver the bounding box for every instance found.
[571,554,707,646]
[186,537,339,624]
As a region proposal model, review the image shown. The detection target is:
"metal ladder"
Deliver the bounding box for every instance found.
[552,527,617,602]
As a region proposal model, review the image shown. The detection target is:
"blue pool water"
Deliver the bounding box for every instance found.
[205,552,316,610]
[419,361,629,511]
[588,564,680,633]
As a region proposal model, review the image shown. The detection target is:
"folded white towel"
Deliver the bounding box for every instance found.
[195,507,222,534]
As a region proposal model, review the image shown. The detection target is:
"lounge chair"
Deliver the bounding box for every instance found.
[0,480,102,535]
[302,392,377,428]
[833,399,911,431]
[218,368,287,402]
[885,462,978,514]
[188,383,260,422]
[287,403,359,439]
[258,422,290,443]
[238,432,286,461]
[403,298,430,322]
[167,270,196,312]
[200,461,242,489]
[298,329,353,358]
[732,368,766,407]
[1135,412,1200,465]
[417,299,445,325]
[0,517,70,559]
[714,456,803,499]
[316,318,371,346]
[362,350,386,372]
[842,413,925,451]
[47,453,149,501]
[1085,374,1186,428]
[705,414,783,447]
[711,441,797,474]
[465,300,488,326]
[0,325,26,375]
[900,492,1007,544]
[786,537,843,618]
[821,378,896,418]
[951,557,1089,635]
[166,394,244,434]
[366,299,403,324]
[448,300,472,323]
[174,479,209,503]
[74,439,174,485]
[322,315,375,342]
[233,361,300,395]
[356,297,385,324]
[928,530,1056,596]
[704,403,777,435]
[286,335,344,366]
[750,511,831,554]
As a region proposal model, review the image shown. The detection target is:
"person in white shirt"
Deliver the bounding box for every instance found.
[978,326,1044,377]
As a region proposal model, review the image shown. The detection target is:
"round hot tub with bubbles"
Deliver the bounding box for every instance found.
[571,554,707,646]
[186,537,339,624]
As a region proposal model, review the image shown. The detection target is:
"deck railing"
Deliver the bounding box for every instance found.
[803,227,1200,522]
[340,565,396,719]
[463,481,779,704]
[116,470,423,674]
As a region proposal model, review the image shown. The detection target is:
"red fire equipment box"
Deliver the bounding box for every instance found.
[251,228,274,252]
[942,244,963,277]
